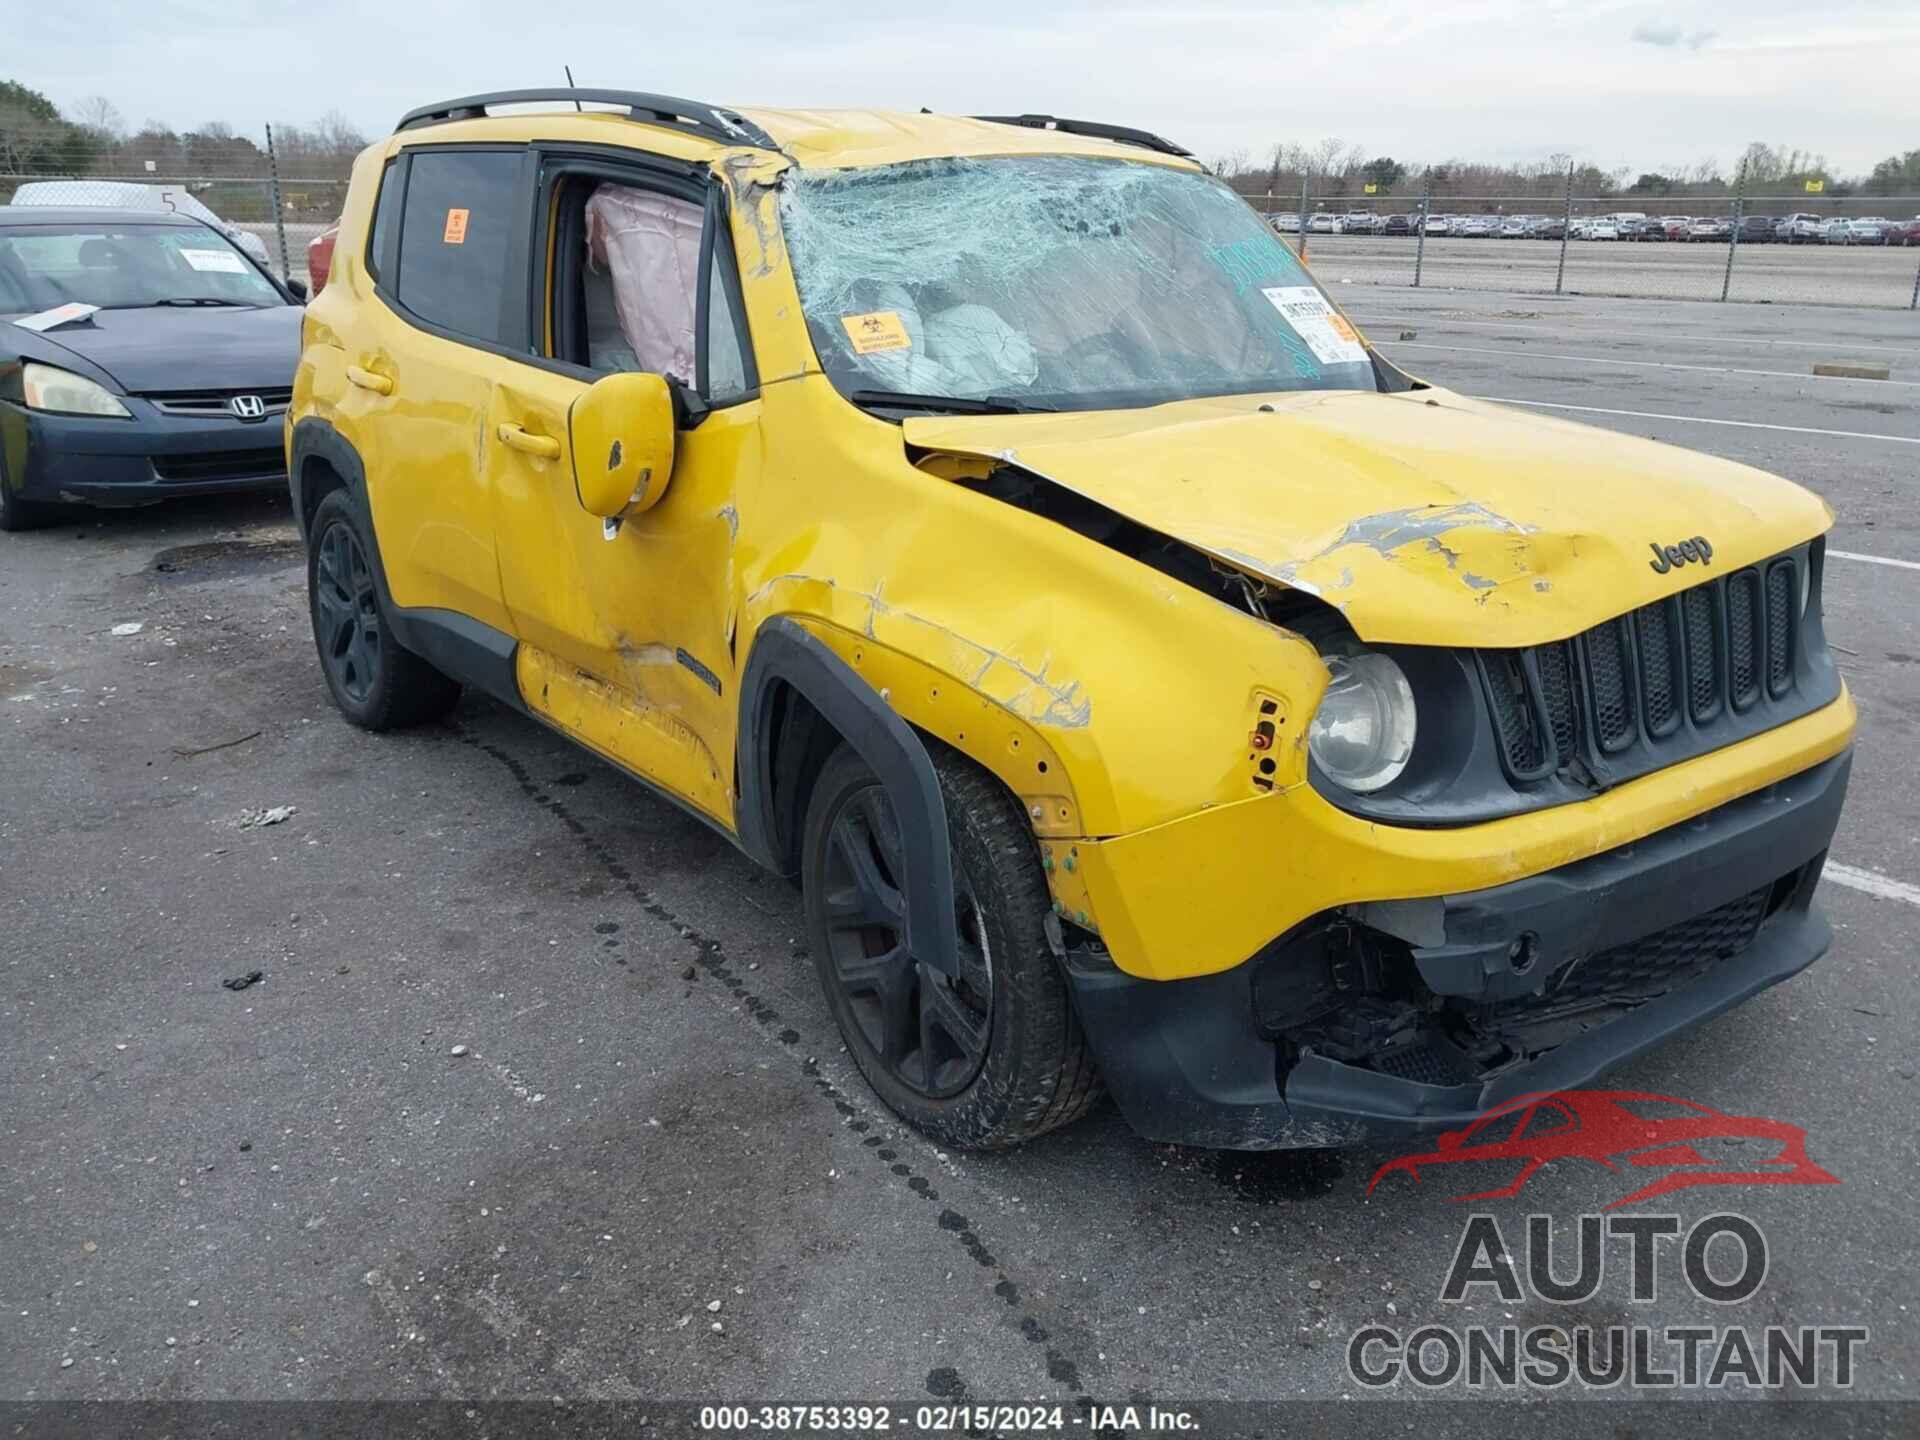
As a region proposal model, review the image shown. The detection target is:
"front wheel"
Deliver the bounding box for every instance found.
[0,465,55,533]
[801,742,1102,1148]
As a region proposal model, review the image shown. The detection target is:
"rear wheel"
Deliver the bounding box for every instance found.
[801,742,1102,1148]
[306,490,460,730]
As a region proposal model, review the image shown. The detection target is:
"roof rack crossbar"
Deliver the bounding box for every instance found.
[394,89,777,150]
[971,114,1193,160]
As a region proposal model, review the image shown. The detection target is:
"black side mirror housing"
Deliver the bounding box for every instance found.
[285,278,309,302]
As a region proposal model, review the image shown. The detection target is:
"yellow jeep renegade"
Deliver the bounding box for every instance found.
[289,89,1854,1150]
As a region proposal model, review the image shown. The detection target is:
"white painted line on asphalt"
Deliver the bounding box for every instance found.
[1471,396,1920,446]
[1830,549,1920,572]
[1389,340,1920,387]
[1350,313,1920,357]
[1825,862,1920,906]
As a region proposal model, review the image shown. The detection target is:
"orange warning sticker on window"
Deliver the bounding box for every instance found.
[840,311,911,354]
[443,208,470,244]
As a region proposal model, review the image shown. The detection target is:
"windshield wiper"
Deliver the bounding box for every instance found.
[138,297,265,308]
[848,388,1054,416]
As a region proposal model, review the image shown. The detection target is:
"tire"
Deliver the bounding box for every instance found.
[306,489,461,730]
[0,462,55,533]
[801,741,1102,1149]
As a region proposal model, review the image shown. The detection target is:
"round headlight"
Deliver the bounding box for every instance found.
[1308,650,1417,793]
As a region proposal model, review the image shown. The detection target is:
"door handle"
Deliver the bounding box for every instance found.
[497,423,562,460]
[345,364,393,396]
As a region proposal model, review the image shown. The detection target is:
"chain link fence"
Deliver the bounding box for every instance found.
[6,161,1917,309]
[1261,184,1920,309]
[0,173,347,290]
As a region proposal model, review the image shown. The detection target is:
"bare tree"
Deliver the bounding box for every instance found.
[73,95,125,139]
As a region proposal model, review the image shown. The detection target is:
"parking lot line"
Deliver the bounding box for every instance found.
[1391,340,1920,387]
[1824,861,1920,906]
[1829,549,1920,572]
[1471,396,1920,446]
[1347,313,1920,358]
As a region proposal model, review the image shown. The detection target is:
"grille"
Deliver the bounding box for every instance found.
[142,386,293,418]
[1371,1040,1471,1086]
[1548,885,1771,1005]
[1478,553,1803,781]
[151,448,286,483]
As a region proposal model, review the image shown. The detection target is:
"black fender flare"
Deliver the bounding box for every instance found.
[737,617,959,979]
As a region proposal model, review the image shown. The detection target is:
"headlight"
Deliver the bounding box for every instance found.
[1308,650,1417,793]
[21,363,131,418]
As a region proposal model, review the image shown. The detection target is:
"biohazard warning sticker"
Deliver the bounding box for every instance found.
[840,310,912,354]
[443,208,470,244]
[1261,286,1368,366]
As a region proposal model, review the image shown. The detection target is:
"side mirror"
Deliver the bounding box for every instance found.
[285,278,309,301]
[568,372,676,520]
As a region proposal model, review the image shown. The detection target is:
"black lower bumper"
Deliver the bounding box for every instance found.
[1067,750,1851,1150]
[3,402,286,507]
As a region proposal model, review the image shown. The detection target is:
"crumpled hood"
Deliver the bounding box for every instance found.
[904,387,1832,647]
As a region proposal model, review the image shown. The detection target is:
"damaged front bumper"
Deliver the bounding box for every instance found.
[1066,749,1850,1149]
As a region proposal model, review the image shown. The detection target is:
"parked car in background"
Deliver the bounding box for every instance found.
[1421,213,1452,235]
[8,180,274,267]
[1341,211,1379,235]
[1890,217,1920,246]
[0,206,304,530]
[1585,218,1620,240]
[1689,217,1732,242]
[1268,212,1301,234]
[1457,215,1500,238]
[1821,217,1853,244]
[1660,216,1691,240]
[1307,212,1342,234]
[1532,216,1566,240]
[1380,213,1413,236]
[1499,215,1534,238]
[1776,213,1824,244]
[1843,218,1891,246]
[1737,215,1776,244]
[307,223,340,291]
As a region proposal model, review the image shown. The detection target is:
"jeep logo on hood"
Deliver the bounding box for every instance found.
[1648,536,1714,574]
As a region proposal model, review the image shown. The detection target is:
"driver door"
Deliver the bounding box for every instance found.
[491,155,761,828]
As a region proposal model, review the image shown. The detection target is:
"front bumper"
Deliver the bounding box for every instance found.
[1067,750,1850,1150]
[2,399,286,507]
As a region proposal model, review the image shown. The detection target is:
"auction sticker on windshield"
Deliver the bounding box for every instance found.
[179,248,248,274]
[1262,286,1368,366]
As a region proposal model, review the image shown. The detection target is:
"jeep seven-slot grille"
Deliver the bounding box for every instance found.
[1478,556,1799,782]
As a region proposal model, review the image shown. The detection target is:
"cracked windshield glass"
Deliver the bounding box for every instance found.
[780,155,1378,411]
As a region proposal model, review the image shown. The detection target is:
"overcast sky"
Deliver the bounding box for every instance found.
[18,0,1919,176]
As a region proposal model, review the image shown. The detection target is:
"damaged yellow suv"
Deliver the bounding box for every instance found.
[289,90,1853,1150]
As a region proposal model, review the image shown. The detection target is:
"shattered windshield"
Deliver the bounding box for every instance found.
[779,155,1376,412]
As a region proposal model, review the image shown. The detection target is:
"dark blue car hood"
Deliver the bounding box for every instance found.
[16,304,302,394]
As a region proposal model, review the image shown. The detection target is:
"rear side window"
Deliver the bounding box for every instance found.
[366,159,401,283]
[395,149,526,343]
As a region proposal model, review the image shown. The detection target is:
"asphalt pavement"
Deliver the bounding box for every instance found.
[2,288,1916,1430]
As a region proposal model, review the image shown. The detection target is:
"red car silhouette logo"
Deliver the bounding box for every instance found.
[1367,1090,1838,1211]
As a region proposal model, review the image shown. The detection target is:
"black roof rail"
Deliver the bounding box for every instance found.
[394,89,777,150]
[971,113,1193,160]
